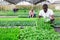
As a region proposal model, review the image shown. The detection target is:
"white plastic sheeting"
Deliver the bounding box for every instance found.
[47,0,56,3]
[37,1,50,5]
[0,0,10,5]
[16,1,33,5]
[55,5,60,10]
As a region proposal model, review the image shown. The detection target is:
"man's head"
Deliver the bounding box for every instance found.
[43,4,48,13]
[31,9,34,12]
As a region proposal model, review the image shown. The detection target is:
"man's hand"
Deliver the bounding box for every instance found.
[50,15,55,24]
[50,15,55,20]
[39,16,42,18]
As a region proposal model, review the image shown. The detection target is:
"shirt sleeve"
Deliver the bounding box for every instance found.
[29,11,31,14]
[39,10,42,16]
[50,10,54,15]
[33,11,35,14]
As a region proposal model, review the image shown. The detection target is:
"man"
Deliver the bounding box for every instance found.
[29,9,36,18]
[13,7,19,13]
[39,4,54,23]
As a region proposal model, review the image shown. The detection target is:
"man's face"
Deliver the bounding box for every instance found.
[31,9,33,12]
[43,4,48,13]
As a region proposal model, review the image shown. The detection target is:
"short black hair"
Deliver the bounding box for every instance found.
[43,4,48,8]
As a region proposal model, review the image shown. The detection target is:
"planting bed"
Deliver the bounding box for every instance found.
[0,18,36,26]
[0,18,60,40]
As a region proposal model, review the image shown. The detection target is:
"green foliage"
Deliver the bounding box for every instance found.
[18,15,28,18]
[0,18,36,26]
[0,18,60,40]
[0,28,20,40]
[0,10,60,18]
[19,18,60,40]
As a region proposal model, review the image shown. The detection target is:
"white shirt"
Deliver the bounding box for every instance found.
[39,9,54,19]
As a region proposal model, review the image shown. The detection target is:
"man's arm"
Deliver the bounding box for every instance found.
[50,10,55,24]
[29,11,31,16]
[50,10,55,20]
